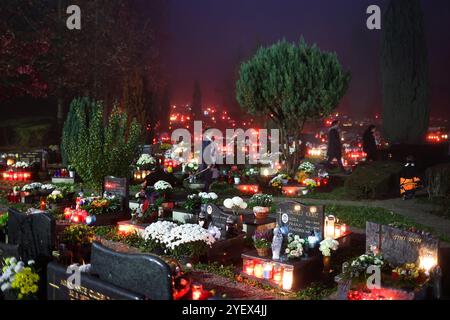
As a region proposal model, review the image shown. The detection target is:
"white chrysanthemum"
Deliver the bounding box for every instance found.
[232,197,243,206]
[223,199,234,209]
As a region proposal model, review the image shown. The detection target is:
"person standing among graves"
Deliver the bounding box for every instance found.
[362,125,378,162]
[199,132,219,192]
[326,120,346,173]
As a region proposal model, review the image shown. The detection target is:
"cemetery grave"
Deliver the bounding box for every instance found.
[0,161,447,301]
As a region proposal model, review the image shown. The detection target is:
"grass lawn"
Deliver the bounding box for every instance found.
[303,187,349,201]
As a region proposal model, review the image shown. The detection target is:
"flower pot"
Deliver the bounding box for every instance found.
[256,247,271,257]
[253,206,270,220]
[234,177,241,185]
[323,255,331,274]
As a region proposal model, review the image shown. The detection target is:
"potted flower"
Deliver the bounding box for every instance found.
[303,178,317,192]
[223,197,248,215]
[319,238,339,273]
[298,161,316,174]
[286,233,306,260]
[65,165,74,178]
[136,154,156,171]
[253,231,272,257]
[47,190,64,210]
[184,194,202,214]
[61,224,95,264]
[0,257,39,300]
[249,194,273,220]
[198,192,218,204]
[154,180,174,209]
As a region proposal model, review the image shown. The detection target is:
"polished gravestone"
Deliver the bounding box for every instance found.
[7,208,55,262]
[91,176,131,226]
[47,262,144,300]
[90,242,173,300]
[366,222,439,266]
[277,201,324,239]
[207,204,233,233]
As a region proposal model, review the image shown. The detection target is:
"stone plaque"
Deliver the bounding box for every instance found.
[366,222,440,266]
[277,201,324,239]
[90,242,173,300]
[7,208,55,262]
[47,262,144,300]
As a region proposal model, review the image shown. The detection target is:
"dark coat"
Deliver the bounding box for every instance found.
[363,129,377,157]
[327,127,342,158]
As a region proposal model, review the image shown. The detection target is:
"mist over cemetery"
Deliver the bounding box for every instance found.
[1,0,449,301]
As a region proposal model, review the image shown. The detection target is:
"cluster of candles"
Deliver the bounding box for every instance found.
[64,207,89,224]
[53,169,71,178]
[2,171,32,182]
[348,288,414,300]
[235,185,259,195]
[324,215,348,240]
[282,186,308,197]
[63,197,96,224]
[243,259,294,291]
[133,170,152,181]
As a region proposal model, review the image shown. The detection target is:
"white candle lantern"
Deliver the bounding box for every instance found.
[325,215,336,239]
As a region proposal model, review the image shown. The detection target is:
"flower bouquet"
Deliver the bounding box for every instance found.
[286,234,306,259]
[0,257,39,300]
[320,239,339,273]
[12,161,29,171]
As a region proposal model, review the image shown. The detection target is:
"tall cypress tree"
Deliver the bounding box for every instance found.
[192,81,202,119]
[381,0,429,144]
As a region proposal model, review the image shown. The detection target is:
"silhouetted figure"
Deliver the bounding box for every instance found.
[326,120,346,172]
[363,125,377,162]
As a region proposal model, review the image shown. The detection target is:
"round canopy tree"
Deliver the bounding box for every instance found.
[236,39,350,175]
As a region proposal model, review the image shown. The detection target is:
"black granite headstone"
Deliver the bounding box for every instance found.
[103,176,130,215]
[90,242,173,300]
[277,201,324,239]
[207,204,234,232]
[19,152,42,166]
[366,222,440,266]
[47,262,144,300]
[7,208,55,262]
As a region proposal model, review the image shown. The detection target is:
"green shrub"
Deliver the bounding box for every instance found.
[61,97,142,189]
[344,161,403,199]
[425,163,450,198]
